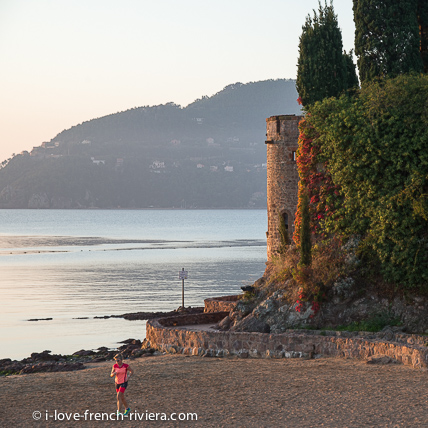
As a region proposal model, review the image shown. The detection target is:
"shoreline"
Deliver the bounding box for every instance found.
[27,306,204,322]
[0,234,266,256]
[0,338,154,377]
[1,308,202,375]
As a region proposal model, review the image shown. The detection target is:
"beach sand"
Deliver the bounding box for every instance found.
[2,354,427,427]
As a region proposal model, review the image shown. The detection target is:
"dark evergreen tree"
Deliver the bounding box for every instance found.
[344,50,360,90]
[418,0,428,72]
[296,1,358,107]
[353,0,424,83]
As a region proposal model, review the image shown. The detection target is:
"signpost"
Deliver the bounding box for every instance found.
[179,268,188,309]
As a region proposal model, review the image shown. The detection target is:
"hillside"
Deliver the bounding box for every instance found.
[0,79,300,209]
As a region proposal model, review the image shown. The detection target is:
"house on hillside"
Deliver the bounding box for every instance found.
[150,160,165,169]
[91,157,105,165]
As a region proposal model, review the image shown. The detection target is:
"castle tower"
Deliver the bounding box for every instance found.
[265,115,302,261]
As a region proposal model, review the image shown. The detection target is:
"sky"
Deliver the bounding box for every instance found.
[0,0,356,163]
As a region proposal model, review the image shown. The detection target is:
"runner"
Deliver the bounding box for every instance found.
[110,354,134,416]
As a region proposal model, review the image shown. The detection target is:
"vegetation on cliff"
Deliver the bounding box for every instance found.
[0,79,300,209]
[248,2,428,336]
[305,74,428,290]
[289,2,428,297]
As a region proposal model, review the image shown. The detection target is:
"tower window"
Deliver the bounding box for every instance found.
[282,212,289,229]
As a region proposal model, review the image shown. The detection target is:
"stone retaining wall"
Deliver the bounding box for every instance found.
[146,313,428,370]
[204,295,240,313]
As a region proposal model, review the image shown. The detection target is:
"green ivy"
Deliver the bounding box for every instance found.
[306,74,428,289]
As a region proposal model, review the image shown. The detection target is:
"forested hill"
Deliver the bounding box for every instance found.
[0,79,300,209]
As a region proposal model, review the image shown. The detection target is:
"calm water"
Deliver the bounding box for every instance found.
[0,209,267,360]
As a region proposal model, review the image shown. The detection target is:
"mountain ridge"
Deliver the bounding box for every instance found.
[0,79,301,209]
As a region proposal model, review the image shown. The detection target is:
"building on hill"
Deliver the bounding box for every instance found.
[265,115,302,261]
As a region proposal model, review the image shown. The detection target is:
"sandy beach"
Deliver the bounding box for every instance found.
[2,354,427,427]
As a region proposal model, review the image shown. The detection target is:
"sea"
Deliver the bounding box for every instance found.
[0,209,267,360]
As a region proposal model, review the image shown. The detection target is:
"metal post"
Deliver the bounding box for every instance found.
[181,267,185,308]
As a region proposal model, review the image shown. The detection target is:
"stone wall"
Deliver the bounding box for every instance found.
[204,295,241,313]
[146,313,428,369]
[266,115,303,261]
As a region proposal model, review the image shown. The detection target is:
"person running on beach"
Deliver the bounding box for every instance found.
[110,353,134,416]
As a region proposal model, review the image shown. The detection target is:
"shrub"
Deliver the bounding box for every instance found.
[306,73,428,290]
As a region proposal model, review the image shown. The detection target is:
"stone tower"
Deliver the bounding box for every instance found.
[265,115,302,261]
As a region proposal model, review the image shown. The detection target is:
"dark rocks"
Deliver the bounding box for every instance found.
[27,318,53,321]
[1,360,25,375]
[72,349,96,357]
[231,281,428,335]
[122,307,203,320]
[1,337,157,377]
[231,314,270,333]
[115,338,155,359]
[0,350,84,376]
[118,338,140,344]
[379,327,395,342]
[97,307,204,321]
[31,350,62,361]
[217,316,232,331]
[91,357,107,363]
[117,339,144,359]
[308,289,428,334]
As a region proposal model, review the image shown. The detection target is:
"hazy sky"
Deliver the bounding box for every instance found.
[0,0,356,163]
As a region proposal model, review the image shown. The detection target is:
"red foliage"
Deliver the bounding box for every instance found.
[294,117,340,245]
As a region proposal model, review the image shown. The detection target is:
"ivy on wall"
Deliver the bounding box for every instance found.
[297,74,428,290]
[294,117,341,245]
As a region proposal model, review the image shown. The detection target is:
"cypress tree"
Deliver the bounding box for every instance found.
[353,0,424,83]
[418,0,428,72]
[344,50,360,90]
[296,1,357,107]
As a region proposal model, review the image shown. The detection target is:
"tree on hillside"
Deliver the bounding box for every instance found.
[296,1,358,107]
[353,0,424,82]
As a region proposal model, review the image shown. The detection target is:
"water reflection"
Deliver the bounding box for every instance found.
[0,209,267,359]
[1,246,266,359]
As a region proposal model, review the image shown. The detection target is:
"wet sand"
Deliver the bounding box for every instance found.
[2,354,427,427]
[0,235,264,255]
